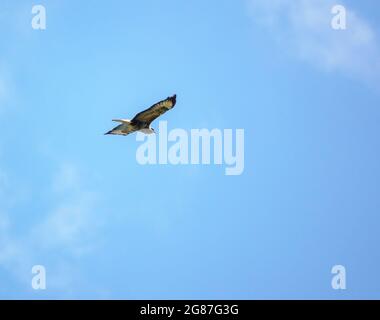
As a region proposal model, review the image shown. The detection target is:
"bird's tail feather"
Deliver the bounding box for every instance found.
[112,119,131,123]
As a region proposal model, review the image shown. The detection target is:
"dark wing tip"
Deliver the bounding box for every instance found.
[170,94,177,106]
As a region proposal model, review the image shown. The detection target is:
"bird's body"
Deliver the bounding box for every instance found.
[105,95,177,136]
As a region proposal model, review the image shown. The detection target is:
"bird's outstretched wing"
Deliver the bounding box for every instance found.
[105,122,136,136]
[132,94,176,125]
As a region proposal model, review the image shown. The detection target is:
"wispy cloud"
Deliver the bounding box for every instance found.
[0,161,103,293]
[248,0,380,85]
[0,62,13,113]
[0,168,31,285]
[33,163,101,256]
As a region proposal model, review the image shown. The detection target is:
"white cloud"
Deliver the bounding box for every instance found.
[0,162,102,291]
[0,62,13,113]
[248,0,380,84]
[52,163,81,193]
[35,162,102,255]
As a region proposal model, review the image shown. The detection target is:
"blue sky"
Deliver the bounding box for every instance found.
[0,0,380,299]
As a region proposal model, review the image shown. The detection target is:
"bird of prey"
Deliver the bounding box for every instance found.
[105,94,177,136]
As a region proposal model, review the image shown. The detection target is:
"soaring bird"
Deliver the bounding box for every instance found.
[105,94,177,136]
